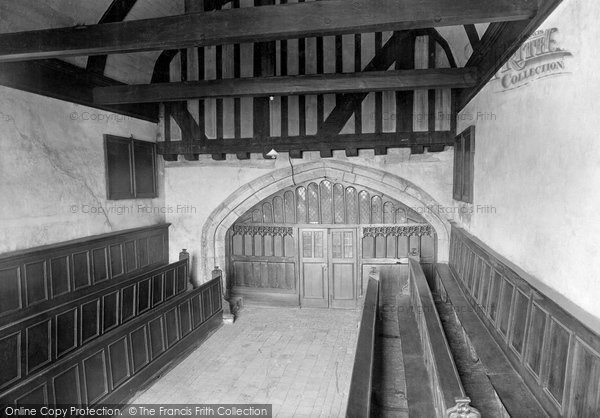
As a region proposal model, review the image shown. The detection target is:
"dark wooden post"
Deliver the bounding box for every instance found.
[213,265,234,324]
[179,249,193,290]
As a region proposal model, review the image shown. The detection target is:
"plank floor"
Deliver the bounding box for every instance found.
[130,307,361,417]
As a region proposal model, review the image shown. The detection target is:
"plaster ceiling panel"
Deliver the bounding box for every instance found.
[99,0,185,83]
[125,0,185,20]
[104,51,164,84]
[436,25,472,67]
[0,0,112,33]
[475,23,490,39]
[60,56,89,68]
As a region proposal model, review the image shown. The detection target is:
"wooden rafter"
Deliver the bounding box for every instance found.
[157,131,455,158]
[463,24,481,50]
[93,68,477,105]
[458,0,563,110]
[0,0,537,62]
[86,0,138,74]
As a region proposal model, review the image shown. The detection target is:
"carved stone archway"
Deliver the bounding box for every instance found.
[199,160,450,297]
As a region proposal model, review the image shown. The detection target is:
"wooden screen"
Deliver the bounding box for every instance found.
[229,180,436,307]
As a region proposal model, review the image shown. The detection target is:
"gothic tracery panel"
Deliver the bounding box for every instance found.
[237,179,426,225]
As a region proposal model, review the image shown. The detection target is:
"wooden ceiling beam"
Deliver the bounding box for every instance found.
[458,0,563,110]
[156,131,454,157]
[0,0,537,62]
[0,59,158,122]
[93,68,477,105]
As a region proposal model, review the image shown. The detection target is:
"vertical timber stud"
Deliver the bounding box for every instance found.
[212,1,226,160]
[280,0,292,158]
[426,36,443,153]
[348,32,361,158]
[233,0,248,159]
[395,32,417,154]
[254,0,276,159]
[162,104,178,161]
[316,26,324,159]
[374,31,384,155]
[182,0,202,161]
[298,0,306,141]
[154,50,179,161]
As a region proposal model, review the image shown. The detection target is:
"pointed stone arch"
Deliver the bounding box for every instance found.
[199,160,450,290]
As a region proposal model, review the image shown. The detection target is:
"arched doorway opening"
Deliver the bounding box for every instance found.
[226,178,437,308]
[199,160,450,306]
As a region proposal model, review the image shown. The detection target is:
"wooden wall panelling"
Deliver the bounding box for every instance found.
[52,365,82,406]
[178,299,192,338]
[0,266,22,316]
[165,307,180,348]
[82,350,109,404]
[107,337,130,390]
[152,272,164,307]
[108,244,124,279]
[81,299,101,345]
[15,382,48,406]
[524,301,548,381]
[509,289,530,358]
[0,259,187,396]
[26,319,52,374]
[0,225,170,327]
[130,325,149,374]
[124,240,137,273]
[24,260,48,307]
[50,255,70,298]
[544,317,571,410]
[102,291,119,333]
[448,225,600,417]
[0,332,21,390]
[121,283,136,323]
[148,316,166,360]
[568,338,600,417]
[92,247,109,284]
[137,277,151,315]
[0,276,222,408]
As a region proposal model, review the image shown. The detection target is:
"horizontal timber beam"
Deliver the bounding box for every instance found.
[156,131,454,158]
[458,0,563,110]
[0,59,158,122]
[94,68,478,104]
[0,0,537,62]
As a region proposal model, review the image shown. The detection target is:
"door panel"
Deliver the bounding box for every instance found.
[303,264,326,299]
[332,264,354,300]
[300,229,328,308]
[330,229,357,308]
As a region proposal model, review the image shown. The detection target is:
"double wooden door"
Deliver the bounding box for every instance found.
[300,228,357,308]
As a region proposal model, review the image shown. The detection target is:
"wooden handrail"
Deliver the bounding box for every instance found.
[346,276,379,418]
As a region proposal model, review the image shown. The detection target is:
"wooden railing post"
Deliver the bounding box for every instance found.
[212,265,234,324]
[179,248,192,289]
